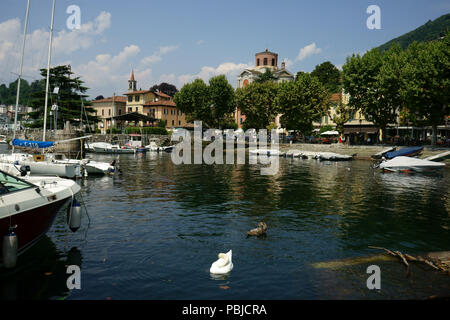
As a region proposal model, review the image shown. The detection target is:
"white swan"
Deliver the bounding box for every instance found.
[210,250,233,274]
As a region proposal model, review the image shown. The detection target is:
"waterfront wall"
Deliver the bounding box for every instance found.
[89,134,170,146]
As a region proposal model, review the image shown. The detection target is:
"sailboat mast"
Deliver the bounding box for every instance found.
[12,0,30,153]
[42,0,56,142]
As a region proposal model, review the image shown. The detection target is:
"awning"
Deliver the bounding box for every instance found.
[321,130,339,136]
[344,127,379,134]
[106,112,156,122]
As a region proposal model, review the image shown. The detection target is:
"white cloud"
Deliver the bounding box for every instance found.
[140,45,178,65]
[282,43,322,69]
[72,45,145,96]
[159,73,177,84]
[196,40,205,45]
[177,62,252,87]
[295,43,321,61]
[0,12,112,85]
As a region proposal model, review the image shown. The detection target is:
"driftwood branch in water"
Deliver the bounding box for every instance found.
[368,246,449,275]
[368,246,396,257]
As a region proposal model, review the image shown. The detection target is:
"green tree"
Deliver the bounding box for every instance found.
[235,81,279,129]
[342,47,403,142]
[402,33,450,145]
[28,65,97,129]
[311,61,341,93]
[254,69,276,83]
[295,71,308,80]
[173,75,235,128]
[330,100,351,135]
[208,75,235,127]
[174,78,211,125]
[277,73,329,135]
[150,82,178,97]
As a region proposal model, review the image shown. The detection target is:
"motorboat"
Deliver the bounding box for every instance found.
[384,146,423,159]
[315,152,354,161]
[249,149,280,156]
[371,147,396,159]
[0,167,81,267]
[146,141,174,153]
[378,156,446,172]
[0,152,81,178]
[92,142,135,154]
[48,153,116,175]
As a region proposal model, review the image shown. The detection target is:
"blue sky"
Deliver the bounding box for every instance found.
[0,0,448,98]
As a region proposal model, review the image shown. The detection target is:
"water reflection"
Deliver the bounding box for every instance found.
[1,152,448,299]
[0,236,83,300]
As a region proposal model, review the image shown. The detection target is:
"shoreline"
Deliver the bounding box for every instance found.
[278,143,450,162]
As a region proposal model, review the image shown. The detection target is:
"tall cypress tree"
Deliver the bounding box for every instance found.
[28,65,97,130]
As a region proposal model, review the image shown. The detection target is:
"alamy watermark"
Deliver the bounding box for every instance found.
[366,5,381,30]
[170,121,280,176]
[66,265,81,290]
[66,5,81,30]
[366,265,381,290]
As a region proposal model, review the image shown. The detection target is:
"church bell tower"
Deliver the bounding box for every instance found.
[128,70,137,92]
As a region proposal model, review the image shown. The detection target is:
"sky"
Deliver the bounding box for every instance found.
[0,0,449,99]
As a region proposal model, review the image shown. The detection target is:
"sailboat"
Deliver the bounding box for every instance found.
[0,0,113,177]
[0,0,82,179]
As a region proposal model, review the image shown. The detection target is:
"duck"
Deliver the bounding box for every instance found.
[210,250,233,274]
[247,222,267,237]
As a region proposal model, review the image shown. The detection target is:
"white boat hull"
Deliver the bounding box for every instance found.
[0,153,81,178]
[379,156,446,172]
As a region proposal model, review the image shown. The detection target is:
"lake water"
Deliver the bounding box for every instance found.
[1,152,449,299]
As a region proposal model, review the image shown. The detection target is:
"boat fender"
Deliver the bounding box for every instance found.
[67,199,82,232]
[2,227,18,268]
[19,165,30,176]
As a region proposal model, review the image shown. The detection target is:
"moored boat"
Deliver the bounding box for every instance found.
[384,146,424,159]
[48,153,116,175]
[92,142,135,154]
[0,168,81,267]
[0,153,81,178]
[378,156,446,172]
[249,149,280,156]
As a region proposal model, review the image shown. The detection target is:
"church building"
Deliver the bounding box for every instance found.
[123,71,188,128]
[235,49,294,128]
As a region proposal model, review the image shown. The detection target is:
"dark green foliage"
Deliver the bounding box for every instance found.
[174,75,235,128]
[106,127,122,134]
[254,69,276,83]
[235,81,279,129]
[278,73,329,134]
[157,119,167,128]
[0,79,45,105]
[377,13,450,51]
[310,61,342,93]
[150,82,178,97]
[27,65,97,129]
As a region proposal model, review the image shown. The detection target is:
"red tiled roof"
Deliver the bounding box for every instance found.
[92,96,127,103]
[144,100,176,107]
[154,91,171,98]
[124,90,151,95]
[130,70,135,81]
[330,93,340,102]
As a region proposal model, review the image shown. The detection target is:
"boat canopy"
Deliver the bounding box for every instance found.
[385,146,423,159]
[12,138,54,149]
